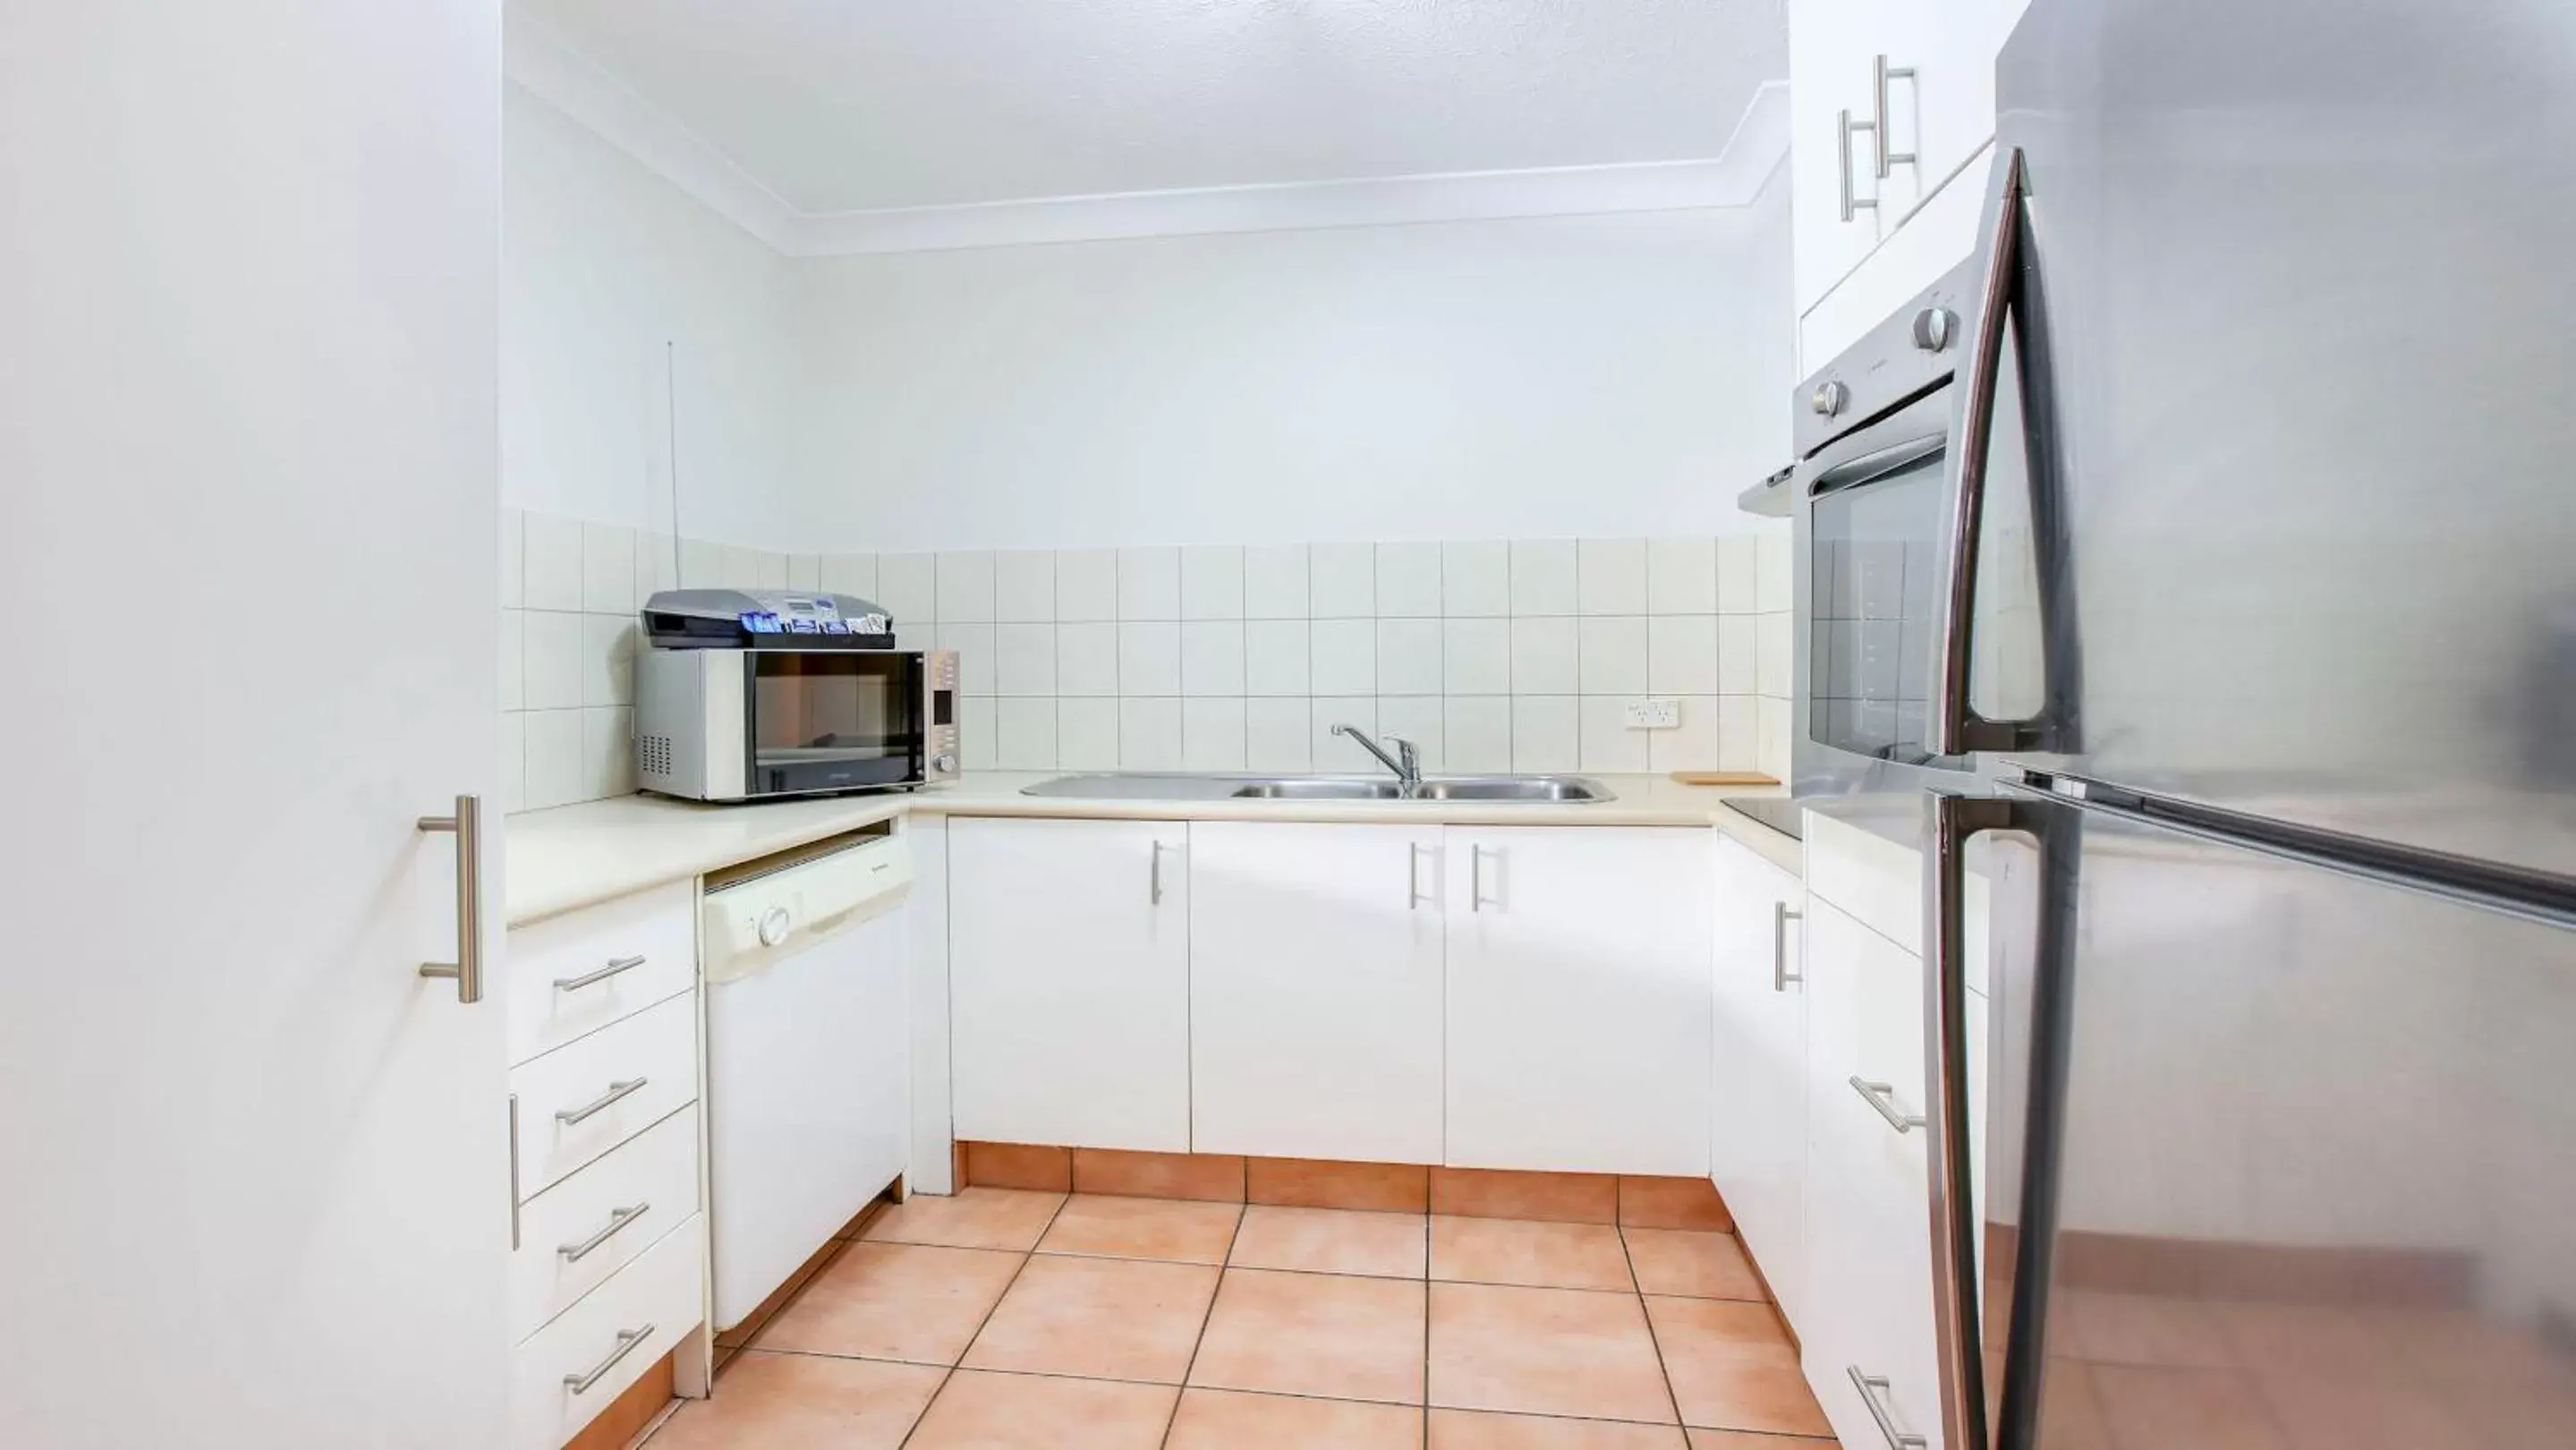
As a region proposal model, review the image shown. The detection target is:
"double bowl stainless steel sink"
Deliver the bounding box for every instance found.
[1021,772,1615,804]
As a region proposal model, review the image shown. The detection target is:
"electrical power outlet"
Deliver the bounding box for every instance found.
[1624,698,1682,729]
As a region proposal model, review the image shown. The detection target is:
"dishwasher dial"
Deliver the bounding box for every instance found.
[757,904,793,947]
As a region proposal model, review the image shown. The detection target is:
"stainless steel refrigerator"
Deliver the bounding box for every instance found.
[1925,2,2576,1447]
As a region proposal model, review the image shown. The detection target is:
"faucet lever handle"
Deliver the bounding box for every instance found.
[1385,735,1421,777]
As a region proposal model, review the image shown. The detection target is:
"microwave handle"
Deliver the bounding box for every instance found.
[1931,148,2057,757]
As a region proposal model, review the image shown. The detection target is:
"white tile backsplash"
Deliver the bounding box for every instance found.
[1056,550,1119,621]
[995,550,1056,622]
[1180,546,1245,620]
[1118,621,1181,695]
[1244,543,1308,619]
[1375,618,1442,695]
[1118,547,1181,621]
[1375,542,1443,618]
[499,508,1797,812]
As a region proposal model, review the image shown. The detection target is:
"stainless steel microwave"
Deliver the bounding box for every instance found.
[633,589,960,802]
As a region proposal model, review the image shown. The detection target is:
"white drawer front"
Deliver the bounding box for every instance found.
[506,880,697,1067]
[512,992,698,1200]
[512,1212,702,1450]
[513,1105,701,1341]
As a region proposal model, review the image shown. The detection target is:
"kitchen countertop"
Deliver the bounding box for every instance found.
[505,772,1800,926]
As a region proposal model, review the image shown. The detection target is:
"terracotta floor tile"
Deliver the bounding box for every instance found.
[1248,1156,1433,1212]
[1037,1194,1242,1265]
[964,1142,1073,1192]
[1621,1230,1762,1301]
[1166,1388,1424,1450]
[645,1352,943,1449]
[960,1252,1219,1384]
[1432,1168,1620,1224]
[2257,1369,2477,1450]
[1428,1282,1675,1424]
[1428,1409,1689,1448]
[2087,1364,2290,1450]
[1189,1267,1429,1404]
[1641,1297,1825,1436]
[755,1242,1024,1365]
[1433,1216,1636,1292]
[2212,1301,2406,1380]
[862,1188,1066,1252]
[1618,1177,1732,1232]
[1072,1147,1246,1201]
[1682,1432,1835,1450]
[2372,1308,2576,1387]
[1229,1206,1427,1279]
[903,1369,1179,1450]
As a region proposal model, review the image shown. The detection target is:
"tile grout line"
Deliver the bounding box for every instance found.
[891,1188,1075,1450]
[1153,1198,1245,1449]
[1620,1221,1697,1435]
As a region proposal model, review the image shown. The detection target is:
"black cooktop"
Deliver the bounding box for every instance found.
[1722,796,1806,840]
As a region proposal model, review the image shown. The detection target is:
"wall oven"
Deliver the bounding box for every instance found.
[1789,257,2024,799]
[634,590,961,802]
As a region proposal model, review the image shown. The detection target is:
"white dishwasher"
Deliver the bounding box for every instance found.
[702,829,912,1331]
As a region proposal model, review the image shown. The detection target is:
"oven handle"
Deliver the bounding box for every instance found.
[1931,147,2053,755]
[1809,432,1947,497]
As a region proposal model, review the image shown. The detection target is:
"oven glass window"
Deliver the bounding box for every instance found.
[1809,449,1945,763]
[750,652,922,789]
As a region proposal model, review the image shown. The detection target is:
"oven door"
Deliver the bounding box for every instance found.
[744,650,927,795]
[1796,385,1972,795]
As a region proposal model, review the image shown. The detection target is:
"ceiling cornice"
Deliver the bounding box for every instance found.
[506,15,1789,259]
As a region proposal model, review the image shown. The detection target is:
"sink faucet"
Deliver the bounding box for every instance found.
[1332,723,1421,790]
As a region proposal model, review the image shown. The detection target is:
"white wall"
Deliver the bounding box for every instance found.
[503,83,798,547]
[787,192,1795,552]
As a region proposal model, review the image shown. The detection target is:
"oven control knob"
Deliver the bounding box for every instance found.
[933,753,958,774]
[757,905,792,947]
[1810,380,1850,417]
[1913,306,1959,353]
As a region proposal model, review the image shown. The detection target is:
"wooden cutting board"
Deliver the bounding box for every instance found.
[1669,771,1781,787]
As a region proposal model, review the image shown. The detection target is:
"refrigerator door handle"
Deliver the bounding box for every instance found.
[1932,149,2053,757]
[1922,791,2024,1450]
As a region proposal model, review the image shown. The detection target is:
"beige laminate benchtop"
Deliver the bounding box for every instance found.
[504,772,1799,927]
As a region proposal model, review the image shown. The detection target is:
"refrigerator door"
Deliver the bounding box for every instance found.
[1950,0,2576,874]
[1957,787,2576,1449]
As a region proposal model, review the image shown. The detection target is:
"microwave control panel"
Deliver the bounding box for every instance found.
[926,650,962,780]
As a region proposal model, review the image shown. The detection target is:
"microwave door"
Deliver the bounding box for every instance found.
[749,652,925,793]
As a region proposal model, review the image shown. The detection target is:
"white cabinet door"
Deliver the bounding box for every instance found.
[1708,840,1809,1327]
[1445,827,1715,1176]
[1789,0,1895,318]
[1188,823,1445,1164]
[1800,900,1944,1450]
[0,7,507,1443]
[949,818,1191,1152]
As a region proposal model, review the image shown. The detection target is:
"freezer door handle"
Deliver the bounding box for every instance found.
[1932,149,2057,757]
[1922,792,2028,1450]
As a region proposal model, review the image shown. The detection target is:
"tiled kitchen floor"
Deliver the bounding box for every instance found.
[648,1189,1835,1449]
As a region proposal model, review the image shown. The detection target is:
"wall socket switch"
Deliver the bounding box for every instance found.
[1624,698,1682,729]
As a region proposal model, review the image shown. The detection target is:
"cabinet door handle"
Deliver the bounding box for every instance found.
[1838,109,1880,222]
[1871,55,1918,178]
[1407,841,1433,910]
[558,1202,651,1263]
[1467,844,1498,912]
[555,954,647,993]
[564,1324,656,1395]
[506,1095,522,1250]
[1849,1076,1926,1133]
[1773,901,1805,992]
[1848,1367,1929,1450]
[416,795,483,1003]
[1150,840,1173,904]
[556,1078,648,1127]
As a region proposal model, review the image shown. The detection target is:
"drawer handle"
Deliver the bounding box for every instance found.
[1407,841,1433,910]
[556,1078,648,1127]
[564,1323,656,1395]
[1849,1076,1927,1133]
[555,954,647,993]
[557,1201,651,1263]
[1773,901,1805,991]
[1849,1366,1928,1450]
[1469,844,1497,912]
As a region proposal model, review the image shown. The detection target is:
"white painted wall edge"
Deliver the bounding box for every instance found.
[504,13,1790,256]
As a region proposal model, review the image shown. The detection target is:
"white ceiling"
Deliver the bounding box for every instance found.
[514,0,1790,217]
